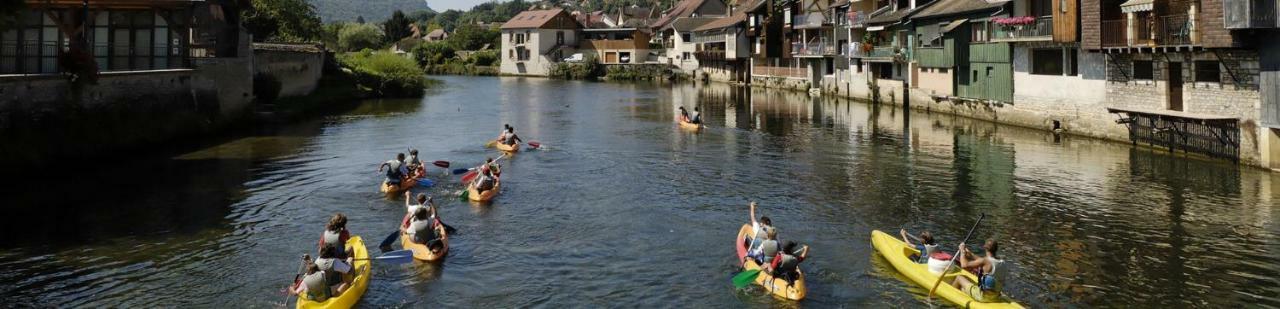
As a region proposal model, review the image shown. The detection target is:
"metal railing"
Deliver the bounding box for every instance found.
[848,42,866,58]
[791,41,836,56]
[1101,14,1197,47]
[867,46,899,59]
[1156,14,1196,46]
[793,12,827,29]
[991,16,1053,41]
[849,11,866,28]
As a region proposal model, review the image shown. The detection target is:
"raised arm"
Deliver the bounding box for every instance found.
[749,201,758,225]
[900,229,915,246]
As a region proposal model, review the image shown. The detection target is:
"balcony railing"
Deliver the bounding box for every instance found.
[849,11,866,28]
[793,12,828,29]
[867,46,899,59]
[848,42,866,58]
[991,16,1053,41]
[752,65,807,78]
[792,41,837,56]
[694,50,726,61]
[1101,14,1198,47]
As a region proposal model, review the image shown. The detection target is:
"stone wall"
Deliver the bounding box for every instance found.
[253,43,325,97]
[750,75,810,91]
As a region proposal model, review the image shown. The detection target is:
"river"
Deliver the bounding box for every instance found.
[1,75,1277,307]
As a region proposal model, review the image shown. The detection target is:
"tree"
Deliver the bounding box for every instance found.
[408,9,437,23]
[320,23,348,50]
[411,41,455,66]
[431,10,462,32]
[445,24,499,51]
[383,10,412,43]
[242,0,322,42]
[338,23,385,52]
[356,16,365,24]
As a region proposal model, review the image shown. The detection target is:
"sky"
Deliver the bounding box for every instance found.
[432,0,498,11]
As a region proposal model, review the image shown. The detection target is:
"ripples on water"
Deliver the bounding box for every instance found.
[1,76,1277,307]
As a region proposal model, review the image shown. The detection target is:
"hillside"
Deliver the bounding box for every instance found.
[309,0,435,22]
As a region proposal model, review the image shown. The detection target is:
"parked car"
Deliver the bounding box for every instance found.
[563,53,584,63]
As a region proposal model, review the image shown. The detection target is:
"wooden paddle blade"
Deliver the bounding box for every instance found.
[433,161,450,168]
[732,269,762,288]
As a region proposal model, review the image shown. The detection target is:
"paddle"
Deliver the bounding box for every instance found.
[432,161,450,168]
[378,230,400,253]
[927,213,986,300]
[354,249,415,264]
[453,168,473,175]
[732,269,763,289]
[527,141,542,150]
[283,255,307,305]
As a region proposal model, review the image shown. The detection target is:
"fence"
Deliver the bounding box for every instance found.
[991,16,1053,40]
[751,65,807,78]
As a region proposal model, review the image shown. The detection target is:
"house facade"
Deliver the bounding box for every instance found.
[691,7,752,82]
[579,28,652,64]
[500,9,584,76]
[651,0,730,73]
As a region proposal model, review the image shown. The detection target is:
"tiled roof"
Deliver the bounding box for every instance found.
[651,0,712,30]
[693,11,747,31]
[501,9,575,29]
[670,17,718,31]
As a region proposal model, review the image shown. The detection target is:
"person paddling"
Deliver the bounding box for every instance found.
[290,262,330,301]
[901,229,938,263]
[767,241,810,284]
[472,165,497,194]
[378,153,409,186]
[678,106,691,123]
[691,107,702,124]
[314,244,353,296]
[745,201,774,262]
[485,157,502,177]
[318,213,352,259]
[503,127,523,147]
[406,149,425,177]
[406,207,445,253]
[951,239,1008,303]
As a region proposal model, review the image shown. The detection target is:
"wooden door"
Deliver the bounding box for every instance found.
[1168,62,1183,111]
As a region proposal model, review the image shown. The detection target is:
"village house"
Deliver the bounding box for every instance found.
[651,0,729,74]
[579,27,653,64]
[425,29,449,42]
[499,9,583,76]
[747,0,808,88]
[690,2,753,83]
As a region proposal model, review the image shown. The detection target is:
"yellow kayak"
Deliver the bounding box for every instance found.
[296,236,370,309]
[735,224,806,300]
[401,227,449,262]
[679,119,702,130]
[467,178,500,202]
[870,230,1023,308]
[495,142,520,153]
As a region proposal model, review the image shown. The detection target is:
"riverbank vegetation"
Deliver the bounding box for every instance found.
[338,50,434,97]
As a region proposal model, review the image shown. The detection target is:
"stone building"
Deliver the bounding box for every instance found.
[499,9,584,76]
[651,0,729,73]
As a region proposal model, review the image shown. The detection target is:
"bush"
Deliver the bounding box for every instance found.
[604,65,668,81]
[337,50,431,97]
[254,73,283,103]
[467,49,499,66]
[411,41,455,66]
[338,23,384,52]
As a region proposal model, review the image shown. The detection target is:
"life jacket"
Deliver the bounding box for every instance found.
[979,257,1007,293]
[408,155,422,167]
[691,112,701,123]
[301,271,330,301]
[760,239,780,265]
[314,257,344,287]
[385,160,403,179]
[773,253,800,277]
[916,244,938,264]
[321,230,345,258]
[409,219,435,244]
[747,225,772,255]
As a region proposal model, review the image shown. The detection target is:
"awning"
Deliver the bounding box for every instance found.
[867,25,885,31]
[1121,0,1153,13]
[941,19,969,33]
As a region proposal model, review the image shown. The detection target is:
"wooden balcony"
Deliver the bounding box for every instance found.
[1100,14,1198,50]
[752,65,807,78]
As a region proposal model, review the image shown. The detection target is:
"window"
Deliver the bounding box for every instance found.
[854,59,863,73]
[682,33,691,42]
[683,52,690,60]
[940,68,948,73]
[1195,61,1220,83]
[556,31,564,45]
[1031,48,1064,75]
[508,49,514,59]
[970,21,989,42]
[1133,60,1154,80]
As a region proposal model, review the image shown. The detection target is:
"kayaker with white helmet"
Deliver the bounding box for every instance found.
[951,239,1008,303]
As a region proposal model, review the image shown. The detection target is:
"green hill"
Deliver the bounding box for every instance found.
[309,0,435,22]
